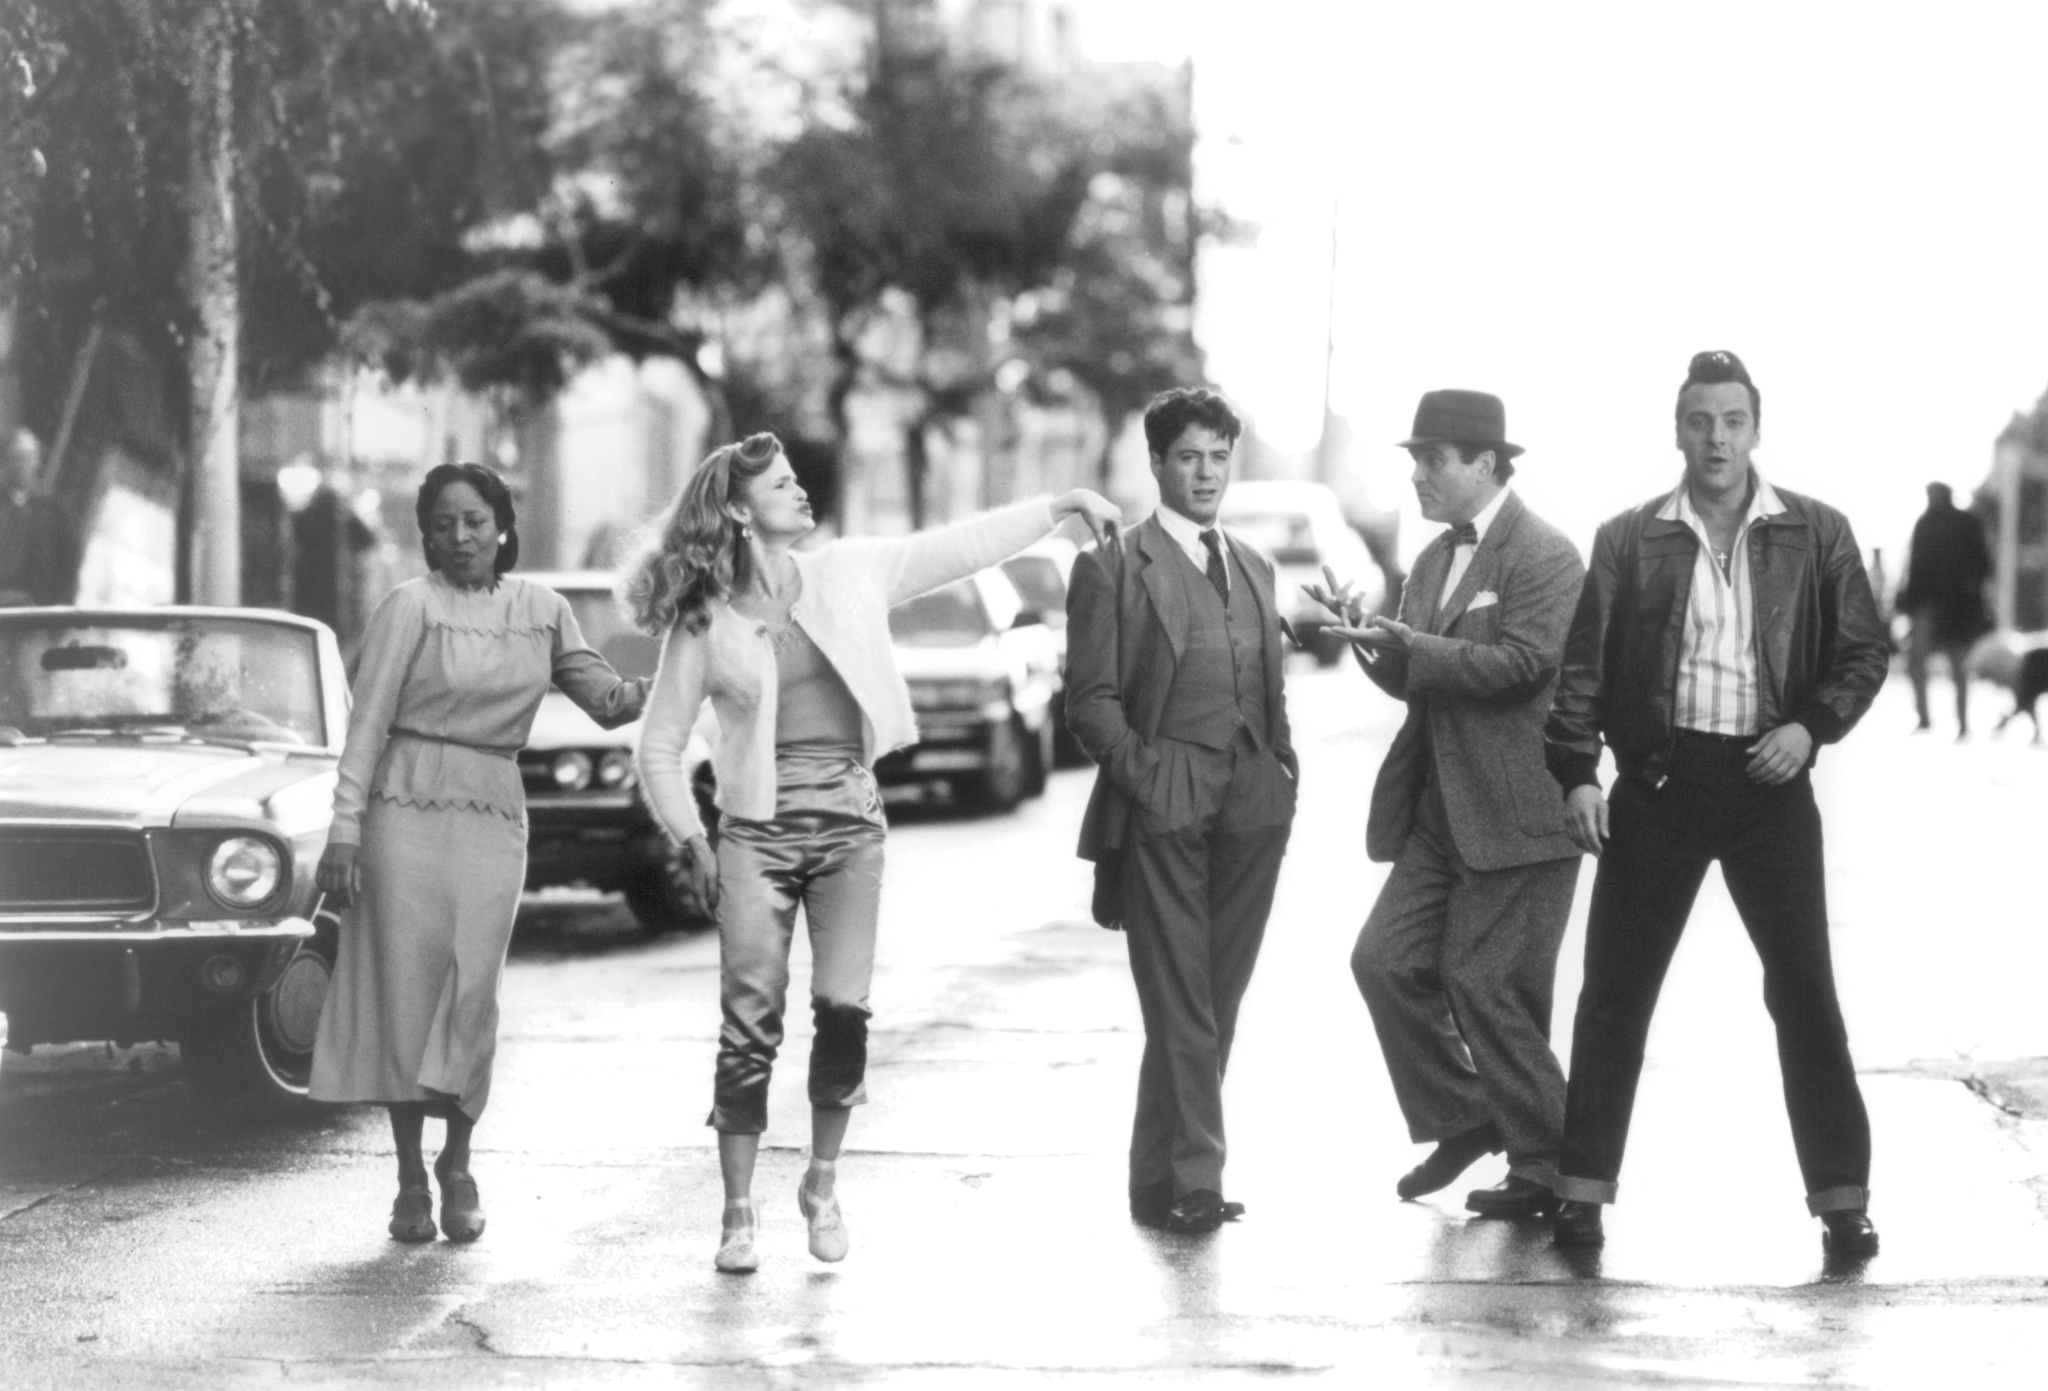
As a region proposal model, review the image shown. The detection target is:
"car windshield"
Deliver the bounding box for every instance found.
[1000,556,1066,614]
[1220,511,1320,566]
[559,589,661,680]
[0,616,324,745]
[889,583,992,647]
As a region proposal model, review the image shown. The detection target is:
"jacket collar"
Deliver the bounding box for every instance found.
[1433,489,1526,632]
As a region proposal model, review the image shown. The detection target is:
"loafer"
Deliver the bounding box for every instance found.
[1464,1175,1557,1219]
[437,1173,486,1244]
[1130,1179,1174,1229]
[1821,1208,1879,1258]
[1164,1188,1244,1234]
[388,1185,436,1244]
[715,1203,759,1274]
[798,1179,850,1263]
[1551,1199,1605,1248]
[1397,1121,1503,1200]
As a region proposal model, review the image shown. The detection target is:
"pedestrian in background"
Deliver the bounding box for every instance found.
[1899,482,1992,738]
[1319,390,1585,1221]
[0,429,78,607]
[1543,351,1890,1256]
[1064,388,1298,1236]
[311,463,648,1245]
[629,432,1118,1273]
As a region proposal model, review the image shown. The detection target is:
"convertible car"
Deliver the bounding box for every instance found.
[0,606,345,1105]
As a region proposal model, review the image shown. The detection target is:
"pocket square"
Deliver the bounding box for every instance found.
[1466,590,1499,611]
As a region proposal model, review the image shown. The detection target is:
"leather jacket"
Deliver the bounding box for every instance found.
[1544,482,1890,790]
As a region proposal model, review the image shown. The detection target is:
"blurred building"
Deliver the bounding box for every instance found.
[1986,402,2048,632]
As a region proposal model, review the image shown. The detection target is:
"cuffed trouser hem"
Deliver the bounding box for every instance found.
[706,1106,766,1134]
[1551,1174,1617,1204]
[1507,1159,1559,1187]
[1806,1185,1869,1215]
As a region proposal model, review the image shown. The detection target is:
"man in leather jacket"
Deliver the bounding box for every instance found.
[1542,351,1890,1258]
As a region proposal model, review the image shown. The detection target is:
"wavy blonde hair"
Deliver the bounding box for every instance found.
[620,432,783,635]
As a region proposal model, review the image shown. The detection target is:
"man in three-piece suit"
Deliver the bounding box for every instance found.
[1324,390,1586,1220]
[1065,387,1298,1235]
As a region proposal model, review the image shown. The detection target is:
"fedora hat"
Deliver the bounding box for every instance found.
[1397,389,1523,459]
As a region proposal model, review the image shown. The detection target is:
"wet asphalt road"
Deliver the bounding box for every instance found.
[3,661,2047,1388]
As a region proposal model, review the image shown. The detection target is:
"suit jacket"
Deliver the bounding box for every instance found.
[1364,490,1583,872]
[1067,514,1296,870]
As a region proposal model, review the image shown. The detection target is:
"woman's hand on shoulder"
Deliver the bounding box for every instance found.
[1052,489,1122,545]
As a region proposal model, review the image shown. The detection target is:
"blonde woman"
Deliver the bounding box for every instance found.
[627,432,1118,1272]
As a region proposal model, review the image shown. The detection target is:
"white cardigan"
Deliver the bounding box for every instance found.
[637,498,1057,840]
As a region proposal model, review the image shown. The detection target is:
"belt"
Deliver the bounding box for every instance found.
[388,726,521,760]
[1673,727,1755,748]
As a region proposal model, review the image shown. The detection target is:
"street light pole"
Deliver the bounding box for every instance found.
[1313,195,1340,485]
[185,0,241,606]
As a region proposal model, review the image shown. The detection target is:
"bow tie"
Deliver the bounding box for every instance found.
[1450,522,1479,546]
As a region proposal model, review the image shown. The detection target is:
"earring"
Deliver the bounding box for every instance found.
[497,534,508,544]
[740,523,754,541]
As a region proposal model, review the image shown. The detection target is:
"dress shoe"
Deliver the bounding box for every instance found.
[1397,1121,1503,1200]
[1130,1179,1174,1229]
[437,1173,486,1243]
[388,1185,436,1244]
[1551,1199,1605,1248]
[1821,1208,1879,1258]
[1164,1189,1244,1234]
[1464,1175,1557,1219]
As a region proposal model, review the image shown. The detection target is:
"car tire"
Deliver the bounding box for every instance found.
[962,713,1030,813]
[622,842,718,934]
[180,909,338,1109]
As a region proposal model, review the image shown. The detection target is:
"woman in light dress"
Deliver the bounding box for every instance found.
[627,432,1118,1272]
[312,463,647,1243]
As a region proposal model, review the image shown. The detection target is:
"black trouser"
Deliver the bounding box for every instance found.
[1552,729,1871,1215]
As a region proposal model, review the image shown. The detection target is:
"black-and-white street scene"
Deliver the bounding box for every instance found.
[5,3,2048,1387]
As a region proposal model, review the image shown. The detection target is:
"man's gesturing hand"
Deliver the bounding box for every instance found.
[1329,615,1415,653]
[1745,722,1813,785]
[1564,785,1608,856]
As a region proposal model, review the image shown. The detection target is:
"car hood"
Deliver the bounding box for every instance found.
[0,740,337,830]
[893,637,1005,680]
[526,690,642,751]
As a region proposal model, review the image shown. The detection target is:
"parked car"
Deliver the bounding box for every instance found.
[1218,479,1386,665]
[877,567,1062,812]
[0,606,347,1104]
[518,572,718,932]
[998,535,1086,765]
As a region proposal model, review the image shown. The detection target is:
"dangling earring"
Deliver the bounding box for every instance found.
[740,522,754,541]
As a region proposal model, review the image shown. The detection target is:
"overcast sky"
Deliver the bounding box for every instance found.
[1077,0,2048,564]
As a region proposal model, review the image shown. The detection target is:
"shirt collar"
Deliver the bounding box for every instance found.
[1153,503,1217,557]
[1658,470,1785,527]
[1455,485,1512,546]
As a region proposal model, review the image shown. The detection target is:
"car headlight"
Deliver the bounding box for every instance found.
[552,751,594,791]
[206,836,282,909]
[597,749,635,789]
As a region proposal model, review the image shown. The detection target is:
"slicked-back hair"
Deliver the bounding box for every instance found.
[416,462,519,575]
[1144,388,1243,458]
[1675,349,1761,428]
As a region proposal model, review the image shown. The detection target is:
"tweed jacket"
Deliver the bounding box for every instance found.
[1066,513,1296,866]
[1542,482,1889,792]
[1364,490,1584,871]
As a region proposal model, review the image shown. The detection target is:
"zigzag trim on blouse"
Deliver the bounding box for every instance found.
[367,790,525,822]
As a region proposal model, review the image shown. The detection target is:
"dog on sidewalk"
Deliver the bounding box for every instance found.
[1990,646,2048,743]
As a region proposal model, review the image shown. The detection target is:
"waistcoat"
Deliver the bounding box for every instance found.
[1155,543,1270,751]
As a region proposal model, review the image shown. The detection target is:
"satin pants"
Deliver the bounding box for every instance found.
[707,751,886,1134]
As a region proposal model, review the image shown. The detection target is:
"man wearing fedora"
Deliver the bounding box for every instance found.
[1543,351,1889,1255]
[1066,386,1298,1235]
[1317,390,1586,1219]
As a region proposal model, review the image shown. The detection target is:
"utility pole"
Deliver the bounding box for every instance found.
[1313,195,1341,486]
[185,0,240,605]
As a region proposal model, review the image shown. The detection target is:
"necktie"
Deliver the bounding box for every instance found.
[1451,522,1479,546]
[1198,529,1230,604]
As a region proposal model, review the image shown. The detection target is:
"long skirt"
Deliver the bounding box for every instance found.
[309,796,527,1121]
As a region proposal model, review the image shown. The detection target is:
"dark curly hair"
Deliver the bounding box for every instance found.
[415,462,520,575]
[1143,387,1242,458]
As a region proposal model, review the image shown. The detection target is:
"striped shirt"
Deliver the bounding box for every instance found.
[1660,473,1785,736]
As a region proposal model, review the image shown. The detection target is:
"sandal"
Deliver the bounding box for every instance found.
[388,1185,436,1243]
[438,1172,486,1243]
[716,1201,759,1273]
